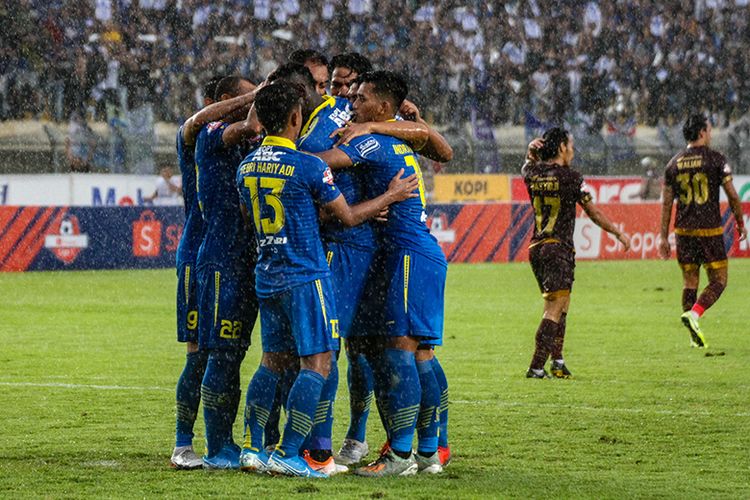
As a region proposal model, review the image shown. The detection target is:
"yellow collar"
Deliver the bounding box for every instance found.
[300,95,336,136]
[262,135,297,150]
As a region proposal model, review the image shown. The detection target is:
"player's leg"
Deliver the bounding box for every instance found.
[415,346,441,473]
[172,262,206,469]
[264,365,297,450]
[550,302,572,379]
[430,354,451,466]
[339,338,374,464]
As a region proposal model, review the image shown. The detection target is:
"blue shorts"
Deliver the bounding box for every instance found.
[383,249,446,345]
[176,261,199,343]
[259,277,340,357]
[324,242,375,339]
[349,249,388,338]
[196,265,258,351]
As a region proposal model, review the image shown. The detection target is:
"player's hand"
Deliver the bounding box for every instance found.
[374,207,389,222]
[658,238,671,259]
[527,138,543,162]
[738,225,748,241]
[617,233,631,251]
[399,99,421,122]
[386,168,420,202]
[331,121,373,146]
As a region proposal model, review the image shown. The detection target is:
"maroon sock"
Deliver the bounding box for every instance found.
[530,318,558,370]
[682,288,697,312]
[696,281,726,313]
[550,313,567,360]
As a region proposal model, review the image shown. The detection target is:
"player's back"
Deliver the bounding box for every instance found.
[339,133,444,264]
[298,96,375,250]
[176,126,204,265]
[664,145,731,232]
[236,136,341,298]
[523,161,590,250]
[195,121,253,273]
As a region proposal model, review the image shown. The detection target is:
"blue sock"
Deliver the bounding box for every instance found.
[265,367,297,448]
[201,349,242,457]
[175,350,208,448]
[243,365,280,451]
[384,348,421,454]
[226,349,246,447]
[309,359,338,451]
[431,356,449,448]
[416,359,440,455]
[345,352,374,443]
[277,369,325,457]
[368,350,392,441]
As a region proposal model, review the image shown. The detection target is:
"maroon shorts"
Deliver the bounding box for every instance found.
[529,242,575,298]
[675,234,728,271]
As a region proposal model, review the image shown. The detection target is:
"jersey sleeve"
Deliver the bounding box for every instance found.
[574,172,593,205]
[717,152,733,184]
[198,121,228,154]
[337,134,385,167]
[308,156,342,205]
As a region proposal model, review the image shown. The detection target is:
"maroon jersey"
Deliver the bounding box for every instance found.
[664,146,732,235]
[522,161,592,250]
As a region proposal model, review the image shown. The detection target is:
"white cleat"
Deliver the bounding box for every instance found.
[415,451,443,474]
[336,438,369,465]
[170,445,203,470]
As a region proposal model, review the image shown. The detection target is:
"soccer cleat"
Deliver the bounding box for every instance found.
[303,450,349,475]
[550,361,573,379]
[353,449,418,477]
[240,448,270,473]
[170,445,203,470]
[336,438,370,465]
[681,312,708,348]
[378,440,391,457]
[266,452,328,478]
[526,368,551,379]
[415,451,443,474]
[437,445,451,466]
[202,444,240,470]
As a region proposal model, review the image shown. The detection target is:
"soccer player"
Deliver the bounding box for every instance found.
[329,52,372,98]
[170,74,223,470]
[316,70,447,476]
[658,114,747,347]
[194,75,262,469]
[289,49,329,96]
[523,128,630,379]
[237,82,418,477]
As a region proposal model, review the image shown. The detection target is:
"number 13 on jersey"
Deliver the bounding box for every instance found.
[244,177,287,234]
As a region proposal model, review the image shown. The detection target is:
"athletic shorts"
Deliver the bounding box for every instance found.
[529,242,575,298]
[259,277,340,357]
[176,261,199,343]
[382,249,446,345]
[324,241,375,339]
[196,265,257,351]
[349,249,388,338]
[675,234,728,271]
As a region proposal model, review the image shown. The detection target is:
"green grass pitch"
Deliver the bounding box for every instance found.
[1,260,749,498]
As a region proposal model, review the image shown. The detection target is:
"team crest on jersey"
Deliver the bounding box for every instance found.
[355,137,381,157]
[723,163,732,175]
[322,167,334,185]
[207,121,223,133]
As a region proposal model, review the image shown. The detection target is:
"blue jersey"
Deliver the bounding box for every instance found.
[298,95,375,250]
[338,133,446,264]
[195,121,254,273]
[236,136,341,298]
[175,126,204,265]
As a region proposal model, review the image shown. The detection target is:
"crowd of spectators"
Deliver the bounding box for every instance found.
[1,0,749,132]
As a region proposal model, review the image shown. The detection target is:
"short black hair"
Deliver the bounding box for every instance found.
[267,62,316,93]
[202,75,226,101]
[214,76,249,101]
[255,83,304,135]
[538,127,570,161]
[683,114,708,142]
[288,49,328,67]
[329,52,373,76]
[359,70,408,110]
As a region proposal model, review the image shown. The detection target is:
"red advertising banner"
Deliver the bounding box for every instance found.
[511,176,645,203]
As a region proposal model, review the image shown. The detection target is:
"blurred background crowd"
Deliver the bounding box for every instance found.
[2,0,750,174]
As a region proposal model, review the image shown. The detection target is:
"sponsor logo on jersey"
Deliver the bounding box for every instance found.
[355,137,380,157]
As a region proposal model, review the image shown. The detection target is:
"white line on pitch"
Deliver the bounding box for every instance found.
[0,381,172,392]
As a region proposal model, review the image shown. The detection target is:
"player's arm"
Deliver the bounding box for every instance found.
[315,148,355,170]
[658,184,675,259]
[399,99,453,162]
[323,169,418,227]
[722,179,747,241]
[331,121,430,154]
[581,200,631,251]
[182,90,257,145]
[222,104,263,147]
